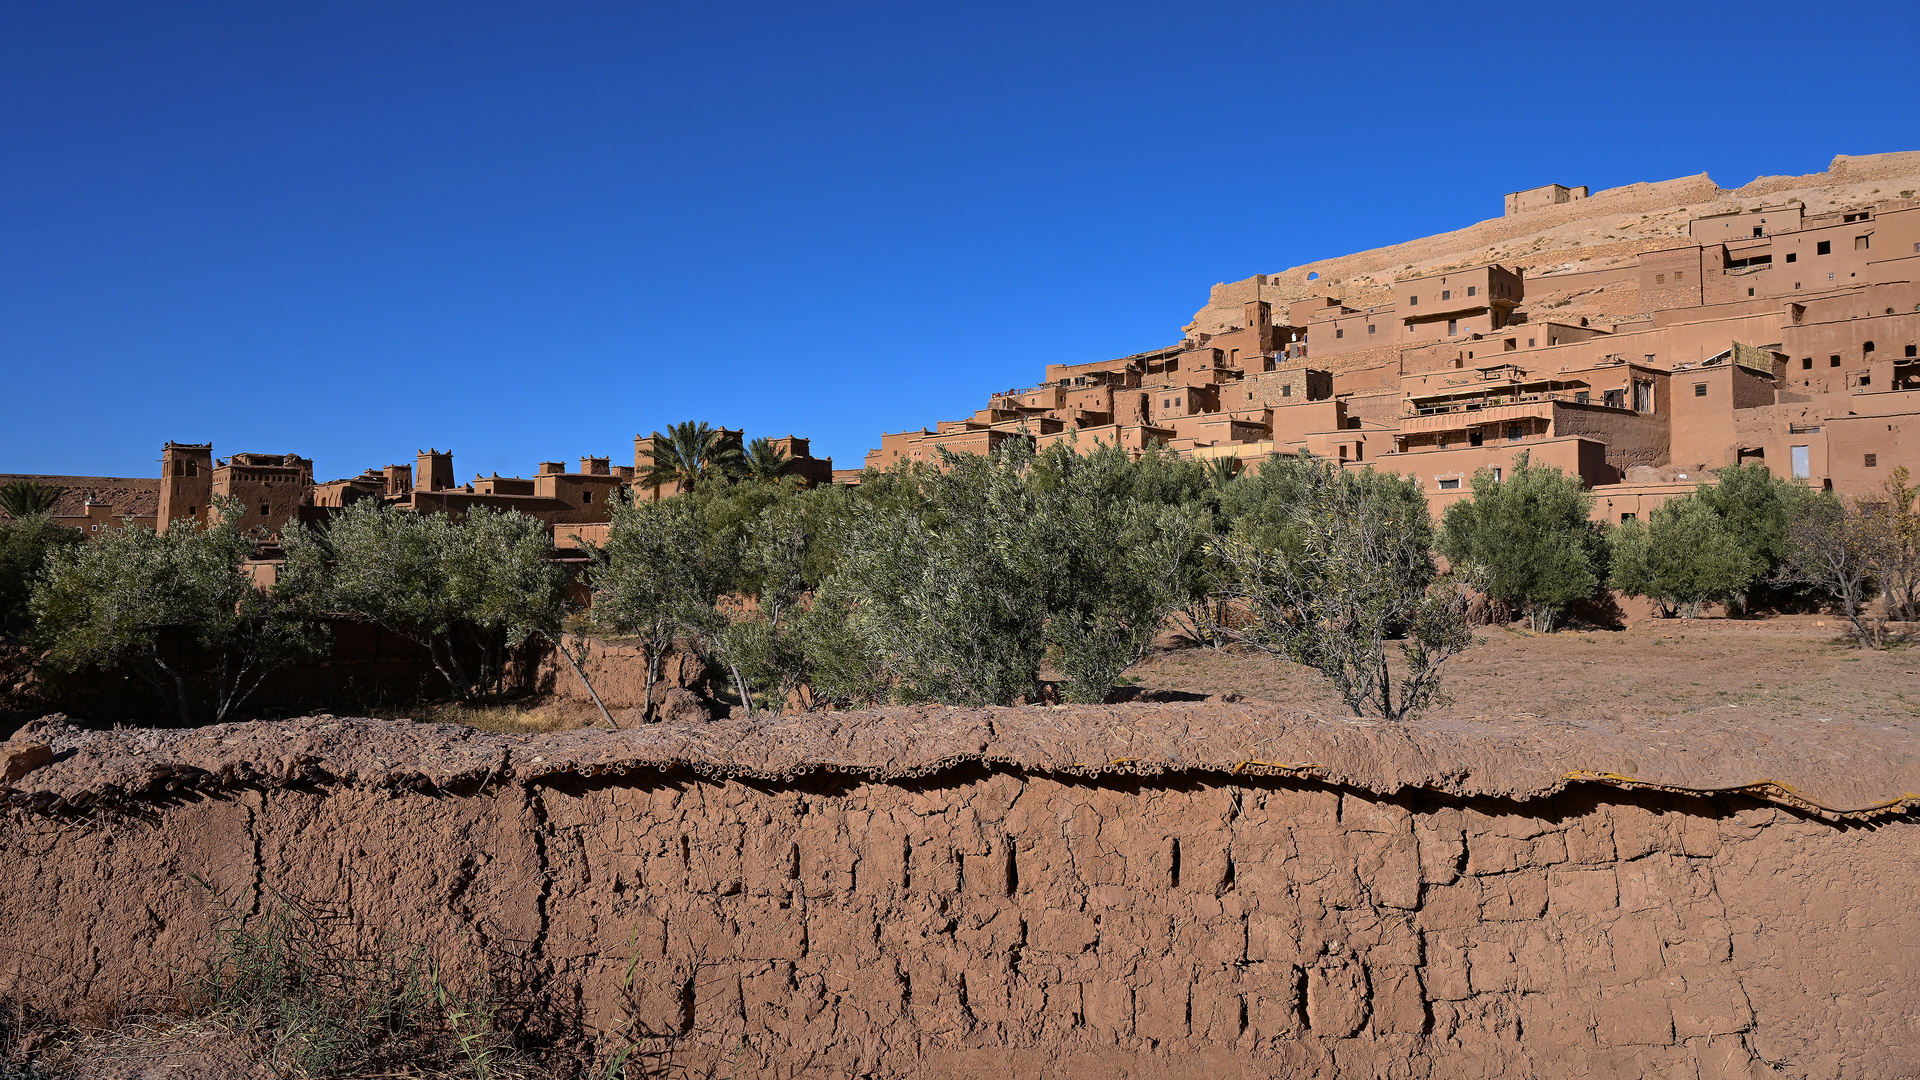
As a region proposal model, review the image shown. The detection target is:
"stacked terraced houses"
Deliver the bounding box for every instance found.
[865,170,1920,522]
[8,156,1920,539]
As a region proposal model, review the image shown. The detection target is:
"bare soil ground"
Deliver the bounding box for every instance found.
[1123,613,1920,728]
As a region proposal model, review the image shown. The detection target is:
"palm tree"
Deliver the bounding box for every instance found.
[742,437,795,485]
[639,421,744,494]
[0,480,60,519]
[1203,456,1239,491]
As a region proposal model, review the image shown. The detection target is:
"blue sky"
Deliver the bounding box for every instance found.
[4,1,1917,481]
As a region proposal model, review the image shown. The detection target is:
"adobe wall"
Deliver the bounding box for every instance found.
[3,711,1916,1078]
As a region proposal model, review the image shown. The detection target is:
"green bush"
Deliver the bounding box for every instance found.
[32,504,320,724]
[280,502,562,701]
[0,512,82,634]
[1438,452,1607,632]
[1608,497,1762,618]
[1217,456,1472,719]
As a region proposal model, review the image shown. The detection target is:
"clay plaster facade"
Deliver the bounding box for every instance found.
[863,180,1920,523]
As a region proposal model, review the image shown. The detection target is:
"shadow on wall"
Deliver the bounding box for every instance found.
[0,625,714,735]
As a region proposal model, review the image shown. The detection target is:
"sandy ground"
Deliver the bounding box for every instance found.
[1123,613,1920,727]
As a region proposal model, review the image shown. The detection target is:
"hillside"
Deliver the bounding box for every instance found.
[1186,150,1920,337]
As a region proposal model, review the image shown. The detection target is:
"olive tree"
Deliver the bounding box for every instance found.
[716,496,813,714]
[1608,497,1762,618]
[829,445,1050,706]
[1862,466,1920,622]
[1693,463,1816,609]
[280,502,563,700]
[32,505,320,724]
[1774,493,1890,648]
[1027,441,1206,703]
[1216,457,1472,720]
[1,511,82,634]
[587,490,738,720]
[1439,452,1607,632]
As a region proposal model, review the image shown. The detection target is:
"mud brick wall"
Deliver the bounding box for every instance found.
[5,758,1915,1079]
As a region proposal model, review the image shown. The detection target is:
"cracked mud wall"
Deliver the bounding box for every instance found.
[4,761,1915,1079]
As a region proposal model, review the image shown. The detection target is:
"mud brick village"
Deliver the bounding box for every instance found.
[8,152,1920,1078]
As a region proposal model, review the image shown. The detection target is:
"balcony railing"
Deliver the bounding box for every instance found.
[1409,390,1610,416]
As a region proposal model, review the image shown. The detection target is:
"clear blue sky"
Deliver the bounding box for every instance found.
[4,1,1917,481]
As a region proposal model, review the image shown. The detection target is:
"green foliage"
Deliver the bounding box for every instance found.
[1775,492,1891,648]
[32,503,320,724]
[1862,466,1920,623]
[588,490,739,719]
[1608,497,1762,618]
[1028,442,1207,703]
[279,503,562,700]
[1692,463,1816,607]
[639,421,745,493]
[0,512,82,632]
[830,444,1051,706]
[817,440,1204,706]
[187,877,524,1079]
[0,481,59,519]
[1217,457,1471,719]
[741,436,796,485]
[1438,453,1607,632]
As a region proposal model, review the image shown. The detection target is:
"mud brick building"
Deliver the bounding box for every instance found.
[863,152,1920,520]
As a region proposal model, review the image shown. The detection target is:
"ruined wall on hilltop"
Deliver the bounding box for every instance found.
[2,715,1916,1079]
[1189,152,1920,337]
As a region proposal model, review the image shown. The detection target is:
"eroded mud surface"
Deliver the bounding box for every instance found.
[3,707,1916,1078]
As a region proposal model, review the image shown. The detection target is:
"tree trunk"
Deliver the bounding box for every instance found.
[551,632,617,728]
[729,660,754,718]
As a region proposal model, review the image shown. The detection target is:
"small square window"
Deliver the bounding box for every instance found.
[1864,341,1875,353]
[1621,512,1636,522]
[1335,328,1344,338]
[1467,285,1477,297]
[1437,478,1460,490]
[1802,357,1813,369]
[1441,289,1451,301]
[1281,384,1291,397]
[1859,376,1871,387]
[1409,295,1418,306]
[1527,338,1536,347]
[1866,454,1879,467]
[1856,235,1870,250]
[1655,273,1667,284]
[1786,252,1797,262]
[1748,288,1755,297]
[1828,273,1836,281]
[1367,324,1376,334]
[259,504,269,516]
[1675,271,1685,282]
[1817,240,1831,255]
[1694,383,1707,397]
[1753,226,1763,237]
[1447,319,1458,335]
[1907,345,1918,358]
[584,491,593,504]
[1831,355,1841,367]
